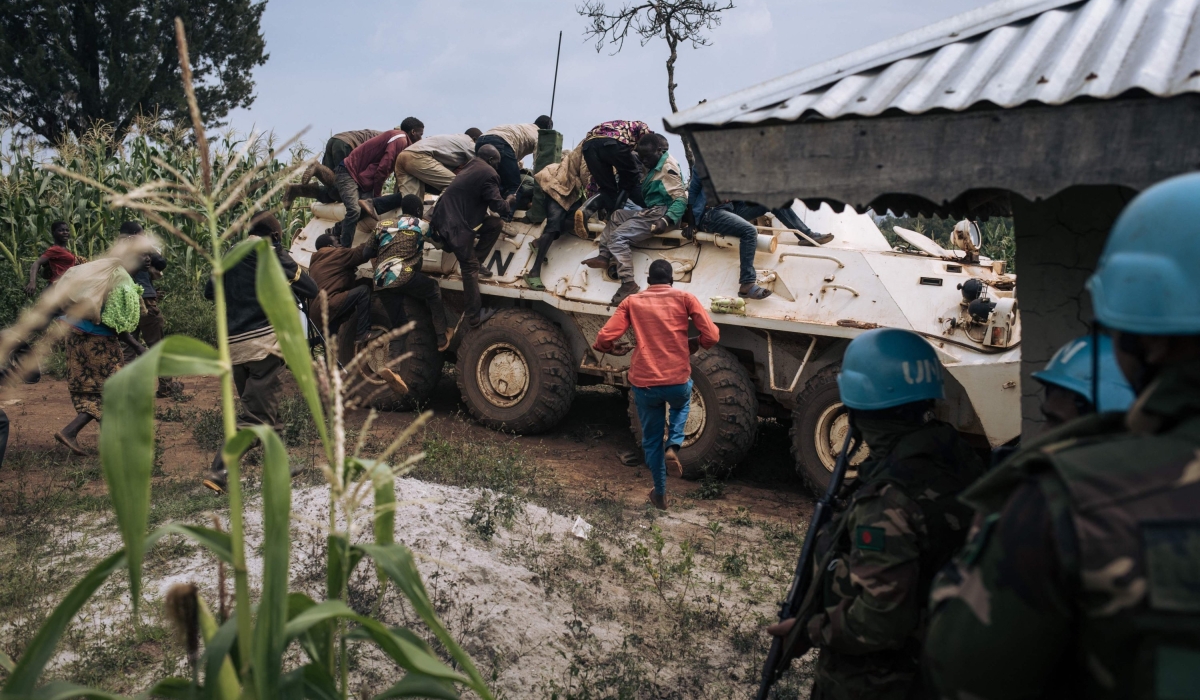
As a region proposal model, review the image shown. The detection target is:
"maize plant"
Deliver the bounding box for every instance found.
[0,19,494,700]
[0,112,314,285]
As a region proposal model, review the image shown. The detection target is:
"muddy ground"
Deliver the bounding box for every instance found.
[0,369,817,699]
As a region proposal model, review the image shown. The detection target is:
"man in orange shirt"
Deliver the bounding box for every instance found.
[593,259,720,509]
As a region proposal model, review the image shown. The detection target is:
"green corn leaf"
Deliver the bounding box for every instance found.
[286,593,330,670]
[326,534,365,600]
[299,663,339,700]
[200,616,239,700]
[146,677,193,699]
[220,425,291,700]
[284,601,467,685]
[197,598,239,700]
[100,336,222,610]
[162,524,232,564]
[373,674,459,700]
[357,544,494,700]
[253,238,330,459]
[1,680,127,699]
[3,530,167,695]
[220,237,260,272]
[368,461,396,591]
[0,650,13,673]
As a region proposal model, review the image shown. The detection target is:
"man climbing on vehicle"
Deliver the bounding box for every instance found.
[334,117,424,247]
[394,132,479,199]
[284,128,381,207]
[575,119,651,235]
[581,133,687,306]
[476,117,553,197]
[373,195,453,352]
[428,144,513,331]
[685,174,773,300]
[593,259,719,510]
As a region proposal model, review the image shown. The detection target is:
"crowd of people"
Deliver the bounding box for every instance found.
[12,112,1197,700]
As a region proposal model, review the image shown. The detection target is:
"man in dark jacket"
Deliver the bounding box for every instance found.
[429,144,513,329]
[335,117,424,246]
[202,213,318,494]
[308,232,375,348]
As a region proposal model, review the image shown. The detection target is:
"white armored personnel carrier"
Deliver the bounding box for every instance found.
[291,202,1019,492]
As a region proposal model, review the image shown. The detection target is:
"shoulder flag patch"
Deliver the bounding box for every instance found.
[855,525,886,551]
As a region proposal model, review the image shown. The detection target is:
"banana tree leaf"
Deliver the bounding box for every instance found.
[3,532,166,695]
[223,425,291,700]
[373,674,459,700]
[283,601,467,685]
[100,336,221,609]
[146,676,193,699]
[253,238,329,459]
[357,544,493,700]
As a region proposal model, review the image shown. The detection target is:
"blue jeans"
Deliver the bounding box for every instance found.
[632,380,692,496]
[475,134,521,197]
[700,207,758,285]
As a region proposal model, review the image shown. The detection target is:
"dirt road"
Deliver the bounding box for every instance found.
[1,370,813,522]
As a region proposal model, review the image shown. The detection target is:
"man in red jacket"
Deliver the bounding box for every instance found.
[335,117,424,246]
[593,259,720,509]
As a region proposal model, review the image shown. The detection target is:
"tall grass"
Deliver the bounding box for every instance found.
[0,115,315,329]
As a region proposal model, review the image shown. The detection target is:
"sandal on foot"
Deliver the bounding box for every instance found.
[55,431,87,456]
[665,447,684,478]
[438,328,455,353]
[739,284,773,300]
[524,274,545,291]
[378,368,409,395]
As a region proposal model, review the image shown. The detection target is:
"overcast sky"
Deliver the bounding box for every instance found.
[226,0,996,172]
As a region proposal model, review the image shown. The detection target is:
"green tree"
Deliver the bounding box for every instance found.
[578,0,735,168]
[0,0,267,143]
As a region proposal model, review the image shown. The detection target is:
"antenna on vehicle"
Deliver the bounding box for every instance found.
[550,30,563,119]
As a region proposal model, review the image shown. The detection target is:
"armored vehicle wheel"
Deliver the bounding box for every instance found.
[456,309,576,434]
[366,297,443,410]
[627,346,758,480]
[790,366,870,495]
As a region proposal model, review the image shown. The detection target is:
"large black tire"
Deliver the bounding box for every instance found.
[455,309,576,434]
[789,365,870,495]
[371,297,443,410]
[627,346,758,480]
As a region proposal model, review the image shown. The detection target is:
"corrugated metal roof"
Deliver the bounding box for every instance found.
[665,0,1200,129]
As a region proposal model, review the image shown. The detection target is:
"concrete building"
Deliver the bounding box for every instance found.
[665,0,1200,435]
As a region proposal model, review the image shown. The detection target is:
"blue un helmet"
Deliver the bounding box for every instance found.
[1032,334,1135,412]
[1088,172,1200,334]
[838,328,945,410]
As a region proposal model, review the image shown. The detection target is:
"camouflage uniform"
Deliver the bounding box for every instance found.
[924,359,1200,699]
[803,417,984,699]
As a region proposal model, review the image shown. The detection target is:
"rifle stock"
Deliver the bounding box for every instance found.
[755,428,859,699]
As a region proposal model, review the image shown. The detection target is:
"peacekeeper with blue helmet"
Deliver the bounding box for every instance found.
[766,327,984,699]
[1033,333,1136,429]
[925,173,1200,699]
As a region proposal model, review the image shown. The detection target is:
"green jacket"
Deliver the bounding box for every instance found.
[641,152,687,225]
[804,418,983,700]
[925,359,1200,700]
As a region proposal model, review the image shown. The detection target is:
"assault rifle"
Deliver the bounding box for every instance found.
[756,427,861,699]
